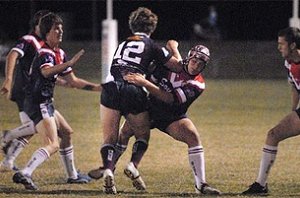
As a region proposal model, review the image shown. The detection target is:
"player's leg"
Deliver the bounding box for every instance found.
[124,114,150,168]
[123,112,150,191]
[115,120,132,162]
[100,104,121,194]
[13,116,59,190]
[1,112,35,143]
[54,110,91,184]
[0,102,35,171]
[88,120,132,180]
[243,111,300,195]
[1,100,36,147]
[166,118,221,195]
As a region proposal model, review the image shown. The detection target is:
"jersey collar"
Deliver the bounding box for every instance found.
[134,32,150,38]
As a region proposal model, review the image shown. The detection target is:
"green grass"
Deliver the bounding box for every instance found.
[1,78,300,198]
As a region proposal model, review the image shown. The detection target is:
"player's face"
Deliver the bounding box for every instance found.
[47,24,63,46]
[278,36,291,58]
[187,57,206,75]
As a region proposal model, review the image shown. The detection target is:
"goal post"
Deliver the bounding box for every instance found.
[101,0,118,83]
[290,0,300,28]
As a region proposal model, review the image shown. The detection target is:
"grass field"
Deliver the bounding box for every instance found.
[1,78,300,198]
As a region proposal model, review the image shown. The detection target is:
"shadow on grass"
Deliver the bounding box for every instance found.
[1,186,300,197]
[0,186,245,197]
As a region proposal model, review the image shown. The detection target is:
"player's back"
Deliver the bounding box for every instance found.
[110,33,171,80]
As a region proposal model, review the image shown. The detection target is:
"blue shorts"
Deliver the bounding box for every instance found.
[101,81,149,116]
[24,98,55,125]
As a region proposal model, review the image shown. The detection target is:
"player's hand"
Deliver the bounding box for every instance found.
[166,40,179,51]
[0,80,12,99]
[69,49,85,66]
[123,73,147,86]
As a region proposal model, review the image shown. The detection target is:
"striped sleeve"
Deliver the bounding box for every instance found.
[173,75,205,104]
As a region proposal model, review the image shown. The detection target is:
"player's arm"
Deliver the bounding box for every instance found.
[291,85,299,111]
[0,50,20,97]
[166,40,182,60]
[55,77,73,88]
[62,72,101,92]
[164,40,183,72]
[124,73,174,103]
[41,49,84,78]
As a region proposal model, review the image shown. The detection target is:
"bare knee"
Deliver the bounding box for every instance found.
[189,132,201,147]
[183,130,201,147]
[58,128,73,141]
[266,128,281,145]
[119,127,134,145]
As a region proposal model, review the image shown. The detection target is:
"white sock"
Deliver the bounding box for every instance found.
[19,111,31,124]
[5,138,28,164]
[22,148,50,176]
[256,145,278,186]
[188,145,205,188]
[59,146,78,179]
[5,121,35,142]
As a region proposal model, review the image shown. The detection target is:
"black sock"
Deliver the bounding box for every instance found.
[130,139,148,167]
[100,144,116,170]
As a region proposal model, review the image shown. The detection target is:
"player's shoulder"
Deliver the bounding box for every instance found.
[194,74,205,83]
[20,33,43,50]
[38,45,55,57]
[186,74,205,90]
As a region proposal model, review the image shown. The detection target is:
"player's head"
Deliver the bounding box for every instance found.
[40,13,63,41]
[183,45,210,75]
[278,27,300,58]
[30,10,51,31]
[129,7,158,35]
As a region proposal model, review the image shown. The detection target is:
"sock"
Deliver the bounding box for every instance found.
[5,137,28,164]
[113,143,127,164]
[130,139,148,168]
[100,144,115,170]
[19,111,31,124]
[5,121,35,142]
[59,145,78,179]
[256,145,277,186]
[188,145,206,188]
[22,148,50,176]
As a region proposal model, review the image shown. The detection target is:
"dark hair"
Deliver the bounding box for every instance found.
[30,10,51,30]
[40,13,63,40]
[278,27,300,49]
[129,7,158,35]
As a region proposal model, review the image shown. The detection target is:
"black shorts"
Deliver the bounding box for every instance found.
[15,98,25,112]
[24,98,55,125]
[296,108,300,118]
[150,113,187,132]
[101,81,148,116]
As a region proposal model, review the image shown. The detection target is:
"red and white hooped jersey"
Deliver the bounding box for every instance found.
[285,60,300,91]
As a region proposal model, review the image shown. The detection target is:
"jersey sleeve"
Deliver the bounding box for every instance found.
[152,42,172,65]
[39,53,55,69]
[59,49,72,76]
[11,38,29,58]
[173,75,205,104]
[285,60,294,85]
[11,35,42,58]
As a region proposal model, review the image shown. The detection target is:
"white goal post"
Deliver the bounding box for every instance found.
[290,0,300,28]
[101,0,118,83]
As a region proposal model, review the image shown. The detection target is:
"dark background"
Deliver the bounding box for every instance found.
[0,0,293,41]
